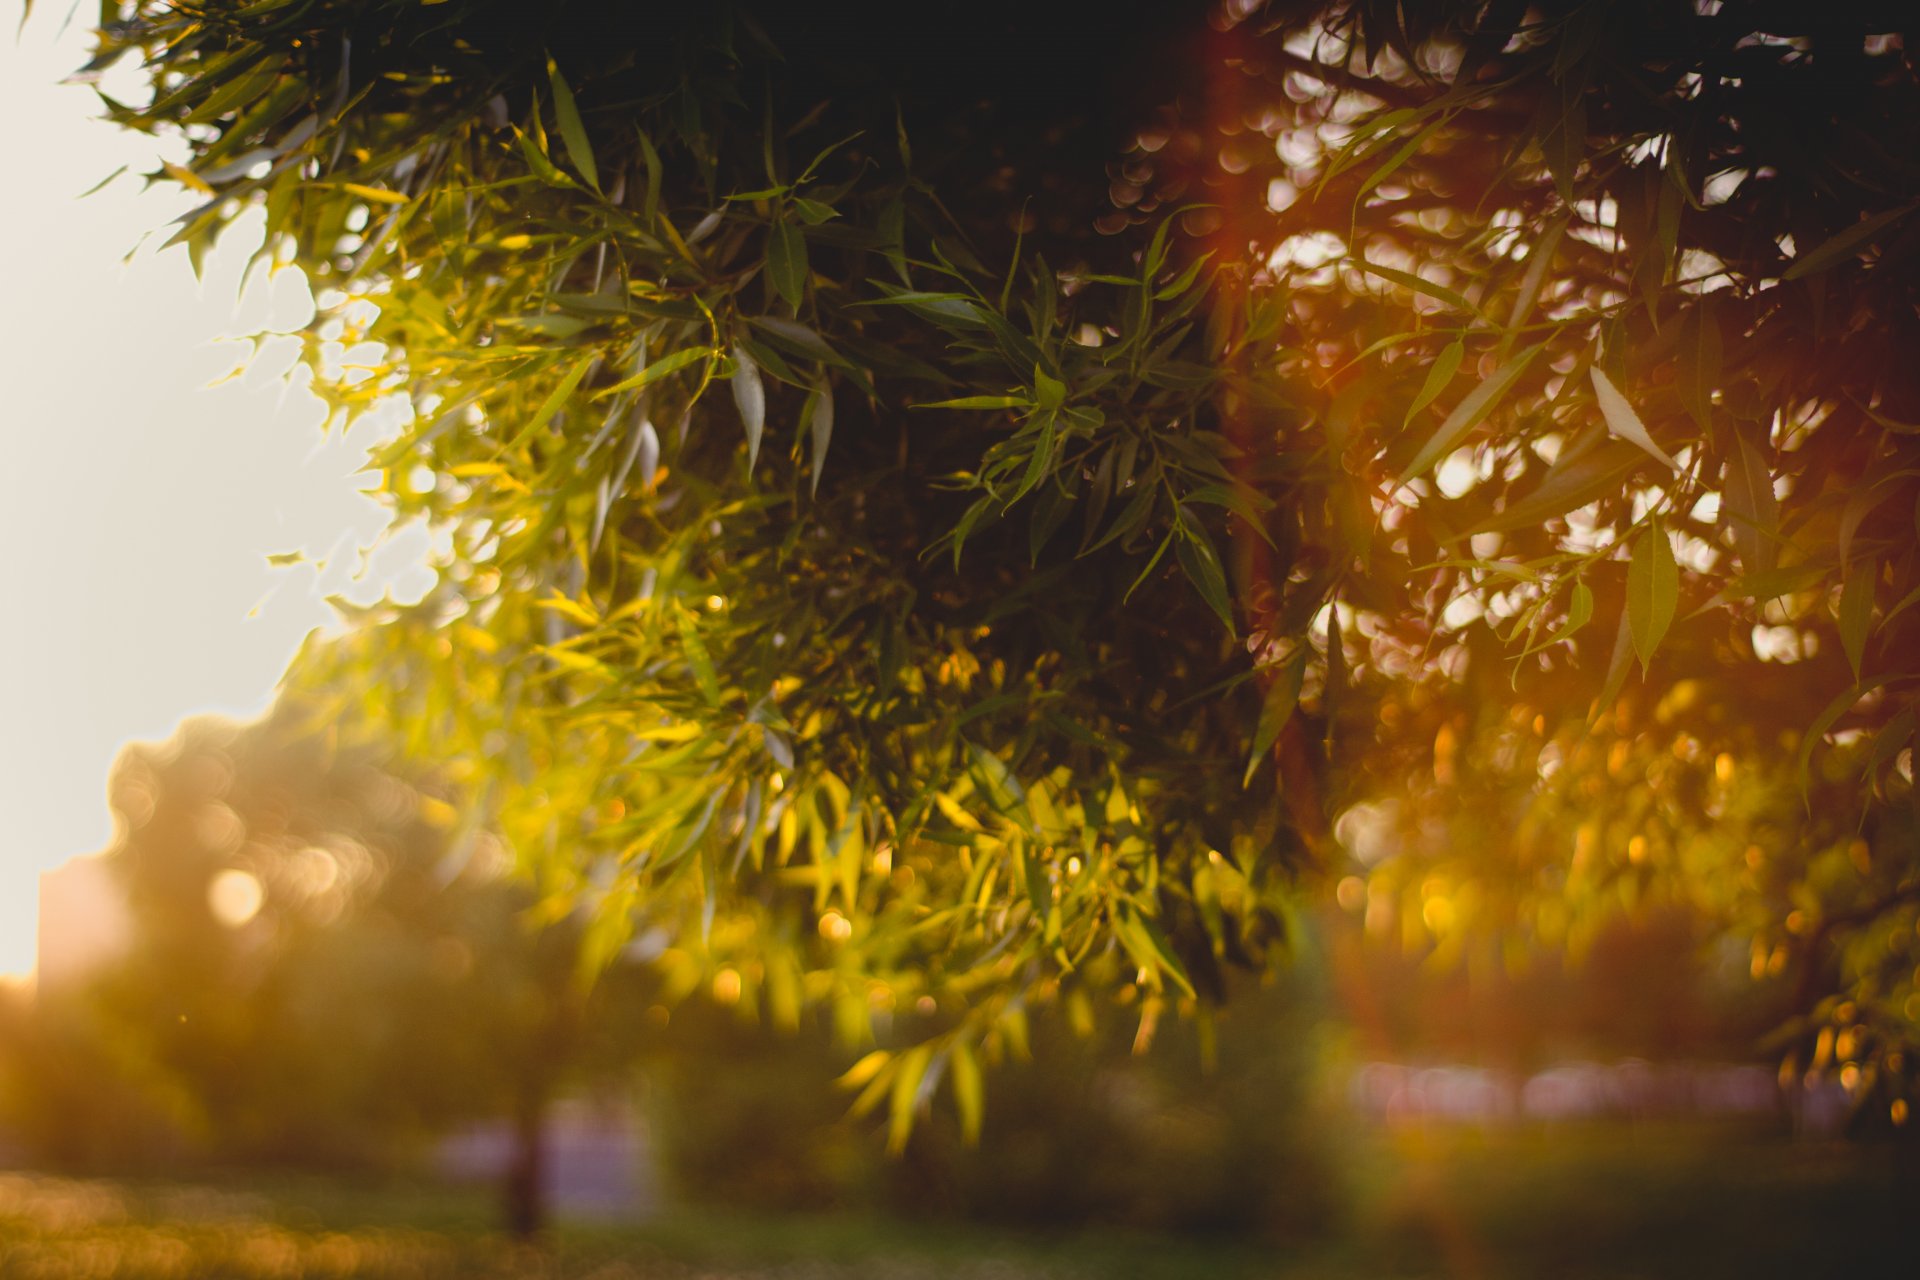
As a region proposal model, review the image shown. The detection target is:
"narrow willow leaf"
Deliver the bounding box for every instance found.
[1627,523,1679,674]
[1116,908,1196,999]
[1590,366,1680,472]
[1402,340,1465,429]
[1588,606,1635,729]
[887,1044,932,1155]
[1354,257,1483,318]
[767,219,807,310]
[950,1041,984,1147]
[1398,344,1542,486]
[546,57,598,191]
[1681,299,1721,432]
[1796,676,1891,792]
[809,378,834,498]
[676,608,721,706]
[1839,561,1876,680]
[1782,201,1918,280]
[912,395,1032,410]
[634,125,662,226]
[1519,580,1592,661]
[1244,649,1306,787]
[731,344,766,472]
[516,352,594,444]
[1722,424,1779,574]
[1173,508,1233,634]
[514,126,579,190]
[1473,440,1642,536]
[592,346,710,399]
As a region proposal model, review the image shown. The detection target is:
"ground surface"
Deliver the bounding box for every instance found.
[0,1124,1912,1278]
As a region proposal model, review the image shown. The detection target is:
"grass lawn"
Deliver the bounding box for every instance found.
[0,1122,1912,1278]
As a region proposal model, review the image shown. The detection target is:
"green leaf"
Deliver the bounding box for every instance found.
[634,125,662,227]
[1402,340,1465,429]
[966,741,1026,813]
[1397,344,1543,486]
[809,378,834,498]
[1244,649,1306,787]
[1627,523,1679,675]
[592,346,711,399]
[731,344,766,472]
[949,1041,984,1147]
[546,57,598,192]
[1590,365,1680,472]
[1033,365,1067,413]
[514,352,595,445]
[887,1043,932,1155]
[514,126,580,190]
[1174,508,1234,634]
[676,608,721,707]
[767,219,808,310]
[1839,561,1876,680]
[912,395,1032,411]
[1116,907,1195,999]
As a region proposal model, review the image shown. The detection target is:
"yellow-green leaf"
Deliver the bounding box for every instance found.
[546,57,599,192]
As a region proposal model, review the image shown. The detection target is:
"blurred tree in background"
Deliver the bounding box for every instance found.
[0,707,654,1233]
[78,0,1920,1138]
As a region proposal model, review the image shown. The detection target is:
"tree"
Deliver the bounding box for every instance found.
[31,705,650,1232]
[87,0,1920,1136]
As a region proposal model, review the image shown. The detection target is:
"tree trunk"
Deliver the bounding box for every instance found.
[502,1082,548,1238]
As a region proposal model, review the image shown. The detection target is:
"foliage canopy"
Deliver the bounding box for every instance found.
[91,0,1920,1136]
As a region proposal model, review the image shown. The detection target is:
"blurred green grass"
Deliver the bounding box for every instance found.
[0,1122,1911,1279]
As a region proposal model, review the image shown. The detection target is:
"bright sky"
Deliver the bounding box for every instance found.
[0,11,425,977]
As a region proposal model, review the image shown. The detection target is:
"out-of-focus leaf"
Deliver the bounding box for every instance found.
[1116,907,1195,999]
[949,1040,983,1146]
[886,1042,932,1155]
[675,608,721,706]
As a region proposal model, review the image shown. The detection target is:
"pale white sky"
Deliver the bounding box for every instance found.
[0,9,426,977]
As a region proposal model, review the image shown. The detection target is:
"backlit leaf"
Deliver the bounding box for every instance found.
[546,57,599,191]
[1398,344,1542,486]
[1627,523,1679,674]
[1590,365,1680,473]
